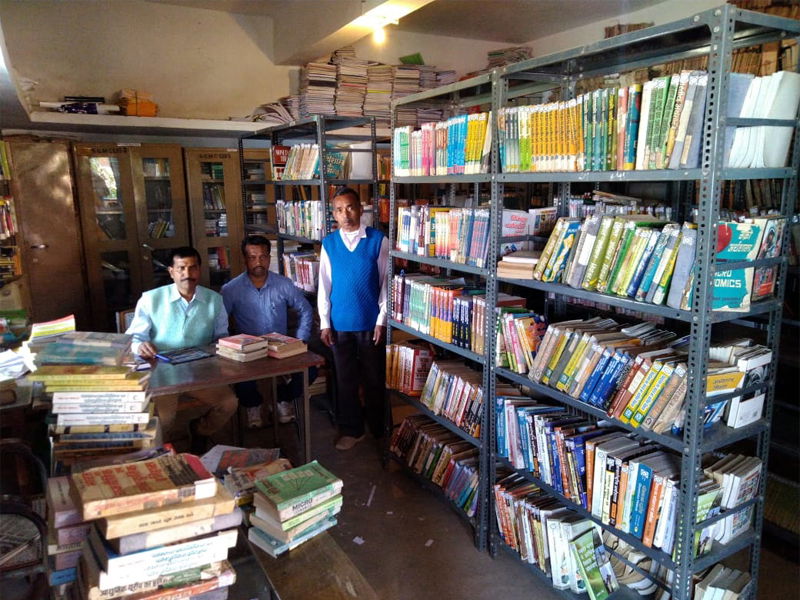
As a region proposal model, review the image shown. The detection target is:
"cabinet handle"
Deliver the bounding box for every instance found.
[141,243,154,251]
[30,244,48,249]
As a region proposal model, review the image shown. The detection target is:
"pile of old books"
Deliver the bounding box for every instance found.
[331,46,368,117]
[67,452,242,598]
[299,62,337,117]
[35,331,133,366]
[248,460,343,557]
[364,63,393,125]
[215,332,307,361]
[32,364,155,472]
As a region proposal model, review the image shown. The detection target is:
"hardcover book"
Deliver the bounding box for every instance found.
[254,460,343,520]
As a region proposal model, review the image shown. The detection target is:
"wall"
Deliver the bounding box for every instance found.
[0,0,292,120]
[353,28,499,73]
[524,0,724,58]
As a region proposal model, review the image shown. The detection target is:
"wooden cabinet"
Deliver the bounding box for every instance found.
[74,143,189,331]
[6,138,89,327]
[241,149,274,236]
[184,148,245,290]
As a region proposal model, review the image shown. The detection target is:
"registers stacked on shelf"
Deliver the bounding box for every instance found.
[522,319,767,435]
[276,200,324,241]
[248,461,343,557]
[393,112,492,176]
[392,66,421,127]
[390,414,480,518]
[331,47,368,117]
[364,64,393,125]
[216,333,269,362]
[694,564,752,600]
[282,250,319,293]
[386,341,434,397]
[70,453,241,599]
[497,250,541,280]
[299,63,337,117]
[31,364,155,471]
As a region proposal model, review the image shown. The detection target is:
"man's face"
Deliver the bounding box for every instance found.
[332,194,362,232]
[168,255,200,297]
[244,244,269,279]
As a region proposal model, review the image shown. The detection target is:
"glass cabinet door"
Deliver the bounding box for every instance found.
[132,145,190,291]
[75,144,143,332]
[242,150,274,234]
[184,149,243,290]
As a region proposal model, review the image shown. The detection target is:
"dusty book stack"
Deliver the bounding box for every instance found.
[66,452,242,600]
[247,460,343,558]
[31,361,155,473]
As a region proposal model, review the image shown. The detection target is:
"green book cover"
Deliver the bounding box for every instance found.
[581,216,615,291]
[569,528,615,600]
[595,218,626,293]
[605,223,637,293]
[255,460,343,517]
[646,76,669,169]
[583,91,594,171]
[655,74,680,168]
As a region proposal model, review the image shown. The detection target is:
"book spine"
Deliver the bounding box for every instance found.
[630,463,653,539]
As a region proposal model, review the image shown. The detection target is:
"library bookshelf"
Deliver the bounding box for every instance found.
[387,5,799,600]
[238,115,382,287]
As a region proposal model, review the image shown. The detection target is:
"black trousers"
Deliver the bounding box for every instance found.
[330,330,386,438]
[234,368,317,408]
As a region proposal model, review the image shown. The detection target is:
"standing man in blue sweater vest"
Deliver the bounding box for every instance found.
[126,247,238,454]
[318,188,389,451]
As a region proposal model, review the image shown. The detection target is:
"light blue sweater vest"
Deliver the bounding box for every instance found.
[142,285,222,350]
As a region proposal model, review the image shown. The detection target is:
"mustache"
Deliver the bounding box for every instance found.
[181,278,197,283]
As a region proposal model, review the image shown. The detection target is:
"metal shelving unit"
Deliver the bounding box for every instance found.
[386,5,800,600]
[238,115,381,276]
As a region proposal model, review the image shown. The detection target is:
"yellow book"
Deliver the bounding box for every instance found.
[532,218,567,280]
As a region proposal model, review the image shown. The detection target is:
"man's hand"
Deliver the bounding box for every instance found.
[373,325,385,346]
[138,342,157,360]
[321,328,335,347]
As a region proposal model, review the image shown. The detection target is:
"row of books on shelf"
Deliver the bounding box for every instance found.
[389,414,480,518]
[282,250,319,293]
[519,318,770,433]
[0,196,18,239]
[392,112,492,176]
[496,393,762,551]
[565,191,673,221]
[276,199,325,240]
[395,206,558,264]
[202,182,226,210]
[516,213,786,312]
[391,69,799,175]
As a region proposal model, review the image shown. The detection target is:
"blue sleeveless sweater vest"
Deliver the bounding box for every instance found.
[323,227,383,332]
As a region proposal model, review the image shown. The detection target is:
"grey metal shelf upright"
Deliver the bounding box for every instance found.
[388,5,800,600]
[238,115,380,275]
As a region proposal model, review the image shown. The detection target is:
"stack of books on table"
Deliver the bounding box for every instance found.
[248,461,343,557]
[70,453,241,599]
[216,334,270,362]
[262,332,307,359]
[31,364,155,472]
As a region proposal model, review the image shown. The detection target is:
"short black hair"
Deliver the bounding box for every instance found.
[241,235,271,255]
[169,246,201,266]
[332,186,360,204]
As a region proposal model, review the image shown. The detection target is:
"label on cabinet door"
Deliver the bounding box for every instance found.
[198,153,234,159]
[117,142,142,147]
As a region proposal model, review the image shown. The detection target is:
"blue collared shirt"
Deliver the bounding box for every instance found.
[221,272,313,342]
[126,284,229,354]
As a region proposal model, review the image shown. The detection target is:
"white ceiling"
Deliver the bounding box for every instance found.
[151,0,671,44]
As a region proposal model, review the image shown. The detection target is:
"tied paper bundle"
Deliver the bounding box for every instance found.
[117,89,158,117]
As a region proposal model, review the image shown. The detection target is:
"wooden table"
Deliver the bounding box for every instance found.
[148,351,324,463]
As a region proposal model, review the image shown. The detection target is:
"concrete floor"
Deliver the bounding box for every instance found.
[234,397,799,600]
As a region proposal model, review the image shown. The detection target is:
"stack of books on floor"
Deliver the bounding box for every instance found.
[299,62,336,117]
[216,334,270,362]
[31,364,155,472]
[70,452,241,599]
[389,414,480,518]
[248,461,343,557]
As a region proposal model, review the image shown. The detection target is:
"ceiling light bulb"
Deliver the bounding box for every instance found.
[373,24,386,44]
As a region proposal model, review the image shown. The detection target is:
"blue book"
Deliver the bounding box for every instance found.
[565,429,611,509]
[629,454,669,539]
[587,351,622,407]
[579,349,614,404]
[626,230,661,297]
[635,225,676,302]
[593,352,632,409]
[248,516,337,558]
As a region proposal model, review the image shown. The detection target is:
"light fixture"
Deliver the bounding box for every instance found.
[373,24,387,44]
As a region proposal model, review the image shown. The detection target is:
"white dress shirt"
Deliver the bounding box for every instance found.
[317,225,390,330]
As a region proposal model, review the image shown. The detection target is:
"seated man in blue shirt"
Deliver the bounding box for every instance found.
[222,235,314,428]
[126,246,238,454]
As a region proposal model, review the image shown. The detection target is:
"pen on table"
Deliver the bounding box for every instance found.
[154,353,171,363]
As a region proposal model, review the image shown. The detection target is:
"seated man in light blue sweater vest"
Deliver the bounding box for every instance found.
[319,188,389,451]
[126,247,238,453]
